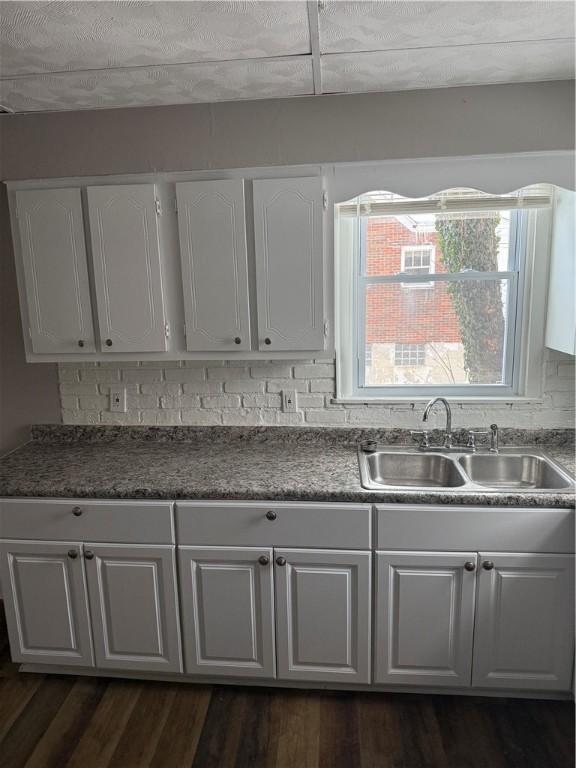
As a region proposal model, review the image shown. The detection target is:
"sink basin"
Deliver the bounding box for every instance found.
[362,452,467,489]
[458,454,574,490]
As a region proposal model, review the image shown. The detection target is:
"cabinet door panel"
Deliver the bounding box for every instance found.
[87,184,166,352]
[375,551,477,687]
[253,177,324,351]
[16,188,95,353]
[0,540,93,666]
[176,180,250,351]
[473,553,575,691]
[275,548,371,683]
[178,546,275,678]
[85,544,182,673]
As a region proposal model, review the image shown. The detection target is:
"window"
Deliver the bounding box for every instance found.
[401,245,434,288]
[395,343,426,366]
[336,186,553,399]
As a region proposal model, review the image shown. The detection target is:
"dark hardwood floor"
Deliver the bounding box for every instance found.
[0,604,573,768]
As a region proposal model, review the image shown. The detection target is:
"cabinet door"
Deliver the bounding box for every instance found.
[375,551,477,687]
[176,180,251,351]
[15,188,95,354]
[84,544,182,673]
[274,548,371,683]
[0,540,93,667]
[87,184,167,352]
[473,553,575,691]
[178,546,275,678]
[253,177,324,351]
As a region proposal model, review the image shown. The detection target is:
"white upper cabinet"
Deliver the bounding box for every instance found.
[176,180,250,351]
[546,189,575,356]
[15,188,95,354]
[253,177,325,351]
[472,553,575,691]
[87,184,167,353]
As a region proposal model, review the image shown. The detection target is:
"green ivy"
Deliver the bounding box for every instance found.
[435,215,505,384]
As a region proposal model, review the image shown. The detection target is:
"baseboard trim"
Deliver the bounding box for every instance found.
[18,664,573,701]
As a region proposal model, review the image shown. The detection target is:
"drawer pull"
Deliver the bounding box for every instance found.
[276,556,287,567]
[67,549,78,559]
[265,510,277,521]
[464,561,476,572]
[482,560,495,571]
[84,550,95,560]
[72,506,83,517]
[258,555,270,566]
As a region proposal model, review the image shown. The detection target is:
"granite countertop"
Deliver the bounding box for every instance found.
[0,426,574,508]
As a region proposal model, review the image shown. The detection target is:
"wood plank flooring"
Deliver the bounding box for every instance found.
[0,605,573,768]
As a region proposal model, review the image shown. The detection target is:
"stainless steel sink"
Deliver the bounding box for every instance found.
[358,446,575,493]
[458,453,574,490]
[361,451,467,490]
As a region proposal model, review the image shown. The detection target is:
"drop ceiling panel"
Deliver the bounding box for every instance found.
[0,0,311,76]
[319,1,575,54]
[0,57,314,113]
[322,40,576,94]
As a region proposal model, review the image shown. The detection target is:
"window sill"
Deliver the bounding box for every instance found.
[331,396,545,405]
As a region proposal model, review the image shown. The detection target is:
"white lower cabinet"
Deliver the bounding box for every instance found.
[375,550,575,693]
[84,544,182,673]
[0,540,94,667]
[177,546,371,684]
[274,548,371,684]
[178,546,276,678]
[472,553,575,691]
[374,551,477,687]
[1,500,574,698]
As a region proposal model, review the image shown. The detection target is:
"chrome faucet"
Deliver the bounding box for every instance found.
[422,397,453,448]
[490,423,499,454]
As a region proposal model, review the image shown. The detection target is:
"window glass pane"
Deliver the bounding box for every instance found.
[364,279,510,386]
[363,210,512,277]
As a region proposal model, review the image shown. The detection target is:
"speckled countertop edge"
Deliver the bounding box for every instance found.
[0,426,573,508]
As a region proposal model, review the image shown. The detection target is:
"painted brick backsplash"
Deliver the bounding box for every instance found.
[58,352,575,429]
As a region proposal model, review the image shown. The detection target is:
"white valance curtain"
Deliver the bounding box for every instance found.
[328,151,575,205]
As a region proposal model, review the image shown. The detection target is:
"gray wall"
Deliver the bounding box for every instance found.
[0,81,573,447]
[1,81,574,180]
[0,186,61,454]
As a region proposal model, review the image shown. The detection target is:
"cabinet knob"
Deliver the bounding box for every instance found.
[234,337,241,345]
[264,338,271,345]
[276,556,287,567]
[78,340,85,348]
[482,560,495,571]
[67,549,78,559]
[105,339,113,347]
[258,555,270,566]
[84,550,95,560]
[265,510,277,521]
[72,506,83,517]
[464,561,476,572]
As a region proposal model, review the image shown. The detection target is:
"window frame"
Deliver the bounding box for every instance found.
[338,201,552,402]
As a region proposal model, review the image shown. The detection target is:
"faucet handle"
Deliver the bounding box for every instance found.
[467,430,489,450]
[410,430,430,449]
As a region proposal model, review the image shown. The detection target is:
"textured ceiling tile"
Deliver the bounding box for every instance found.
[322,40,576,93]
[320,1,575,54]
[0,56,314,112]
[0,0,311,77]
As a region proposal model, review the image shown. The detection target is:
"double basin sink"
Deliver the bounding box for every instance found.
[359,447,575,493]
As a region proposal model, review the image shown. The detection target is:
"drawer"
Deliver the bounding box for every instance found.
[176,501,372,549]
[0,498,174,544]
[376,504,575,553]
